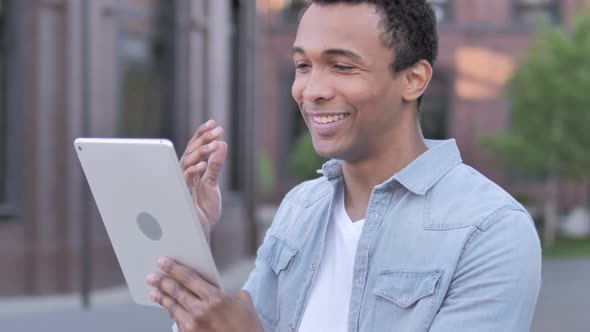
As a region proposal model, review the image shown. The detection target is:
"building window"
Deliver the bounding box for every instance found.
[0,0,23,216]
[279,1,451,24]
[0,0,6,205]
[282,0,309,24]
[514,0,559,24]
[420,71,450,140]
[428,0,452,23]
[116,0,176,141]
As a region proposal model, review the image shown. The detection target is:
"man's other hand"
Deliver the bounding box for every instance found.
[179,119,228,241]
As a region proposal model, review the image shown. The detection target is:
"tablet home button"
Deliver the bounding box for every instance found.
[137,212,163,241]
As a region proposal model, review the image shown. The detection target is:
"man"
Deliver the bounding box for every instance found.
[146,1,542,331]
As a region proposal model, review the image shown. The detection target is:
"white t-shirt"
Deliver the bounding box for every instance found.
[298,186,365,332]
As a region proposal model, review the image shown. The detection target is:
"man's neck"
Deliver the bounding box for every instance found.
[341,127,427,222]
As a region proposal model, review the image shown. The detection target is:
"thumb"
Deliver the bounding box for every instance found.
[203,141,228,186]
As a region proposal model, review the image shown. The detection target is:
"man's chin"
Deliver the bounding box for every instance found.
[313,145,346,160]
[312,142,334,158]
[311,137,354,160]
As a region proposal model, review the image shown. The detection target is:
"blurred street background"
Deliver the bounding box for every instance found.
[1,0,590,331]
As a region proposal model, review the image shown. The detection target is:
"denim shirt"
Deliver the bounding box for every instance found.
[242,139,542,332]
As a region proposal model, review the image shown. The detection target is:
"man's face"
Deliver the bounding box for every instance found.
[292,3,406,161]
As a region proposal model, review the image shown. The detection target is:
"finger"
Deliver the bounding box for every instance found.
[186,126,224,157]
[188,119,216,147]
[150,288,194,325]
[235,290,253,303]
[158,257,220,301]
[202,141,228,187]
[181,141,219,172]
[148,273,203,314]
[184,161,206,184]
[180,126,223,170]
[180,141,217,171]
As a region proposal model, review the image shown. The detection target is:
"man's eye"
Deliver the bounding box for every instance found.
[334,64,355,71]
[296,63,310,70]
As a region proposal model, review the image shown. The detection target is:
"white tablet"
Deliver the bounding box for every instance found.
[74,138,222,307]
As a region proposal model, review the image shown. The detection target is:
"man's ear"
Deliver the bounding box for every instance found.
[402,60,433,103]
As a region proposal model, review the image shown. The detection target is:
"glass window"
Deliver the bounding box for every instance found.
[514,0,559,24]
[0,0,22,215]
[420,71,450,140]
[282,0,309,24]
[428,0,452,23]
[0,0,7,204]
[280,1,452,24]
[116,0,176,141]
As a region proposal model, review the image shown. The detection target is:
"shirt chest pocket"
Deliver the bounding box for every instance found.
[259,235,298,275]
[255,235,298,330]
[371,269,443,332]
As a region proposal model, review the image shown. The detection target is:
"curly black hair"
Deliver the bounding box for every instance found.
[306,0,438,74]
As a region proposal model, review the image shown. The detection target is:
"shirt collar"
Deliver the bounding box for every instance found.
[320,139,463,195]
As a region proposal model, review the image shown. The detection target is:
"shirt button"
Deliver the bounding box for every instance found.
[289,322,295,331]
[355,276,363,285]
[310,263,316,271]
[371,212,379,220]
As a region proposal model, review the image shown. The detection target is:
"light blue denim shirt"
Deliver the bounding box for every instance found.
[242,139,541,332]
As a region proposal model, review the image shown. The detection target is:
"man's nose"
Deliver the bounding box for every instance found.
[302,71,334,103]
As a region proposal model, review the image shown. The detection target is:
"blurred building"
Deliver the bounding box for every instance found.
[2,0,589,299]
[0,0,257,297]
[257,0,590,206]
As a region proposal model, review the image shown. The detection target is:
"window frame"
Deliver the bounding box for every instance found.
[512,0,560,25]
[419,68,452,140]
[0,0,24,217]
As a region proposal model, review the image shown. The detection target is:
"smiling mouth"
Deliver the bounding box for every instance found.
[312,113,351,124]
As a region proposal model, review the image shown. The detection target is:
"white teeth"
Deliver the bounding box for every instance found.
[313,113,349,124]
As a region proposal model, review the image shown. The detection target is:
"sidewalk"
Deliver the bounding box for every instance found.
[1,257,589,332]
[0,258,255,332]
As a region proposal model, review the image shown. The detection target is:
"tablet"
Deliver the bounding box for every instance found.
[74,138,222,307]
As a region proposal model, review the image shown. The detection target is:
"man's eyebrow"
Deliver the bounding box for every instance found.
[323,48,362,61]
[291,47,363,61]
[292,46,305,55]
